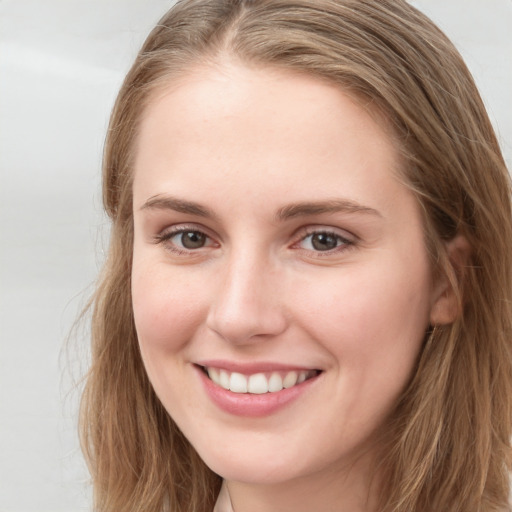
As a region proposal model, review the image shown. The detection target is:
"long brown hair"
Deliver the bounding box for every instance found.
[80,1,512,511]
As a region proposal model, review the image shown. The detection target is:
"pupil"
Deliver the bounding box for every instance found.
[312,233,338,251]
[181,231,206,249]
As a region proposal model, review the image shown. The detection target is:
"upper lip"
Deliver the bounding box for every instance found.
[195,359,321,375]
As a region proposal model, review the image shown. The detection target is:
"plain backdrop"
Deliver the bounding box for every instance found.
[0,1,511,511]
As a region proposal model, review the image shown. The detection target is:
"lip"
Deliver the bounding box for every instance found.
[194,362,322,417]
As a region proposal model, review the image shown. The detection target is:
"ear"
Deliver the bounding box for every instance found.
[429,234,471,325]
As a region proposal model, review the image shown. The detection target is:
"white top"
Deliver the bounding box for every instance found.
[213,481,234,512]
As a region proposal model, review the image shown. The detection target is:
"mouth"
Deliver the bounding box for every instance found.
[199,365,321,394]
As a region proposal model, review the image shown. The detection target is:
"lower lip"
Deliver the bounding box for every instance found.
[195,366,320,417]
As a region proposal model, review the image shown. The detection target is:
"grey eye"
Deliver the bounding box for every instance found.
[175,231,207,249]
[298,230,352,253]
[309,232,341,251]
[311,233,338,251]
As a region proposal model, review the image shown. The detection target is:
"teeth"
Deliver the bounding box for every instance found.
[219,370,230,389]
[283,371,298,388]
[208,367,220,385]
[205,367,313,394]
[248,373,268,394]
[268,372,284,392]
[229,372,248,393]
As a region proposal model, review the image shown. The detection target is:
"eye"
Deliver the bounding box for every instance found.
[297,229,354,253]
[173,230,208,249]
[154,226,217,254]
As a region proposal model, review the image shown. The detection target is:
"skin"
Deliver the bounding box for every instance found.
[131,61,453,512]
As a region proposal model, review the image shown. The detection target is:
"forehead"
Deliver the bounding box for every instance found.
[138,61,394,145]
[132,62,411,221]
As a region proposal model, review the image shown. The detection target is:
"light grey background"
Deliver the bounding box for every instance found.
[0,1,510,511]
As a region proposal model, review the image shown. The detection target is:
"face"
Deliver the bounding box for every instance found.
[131,62,441,489]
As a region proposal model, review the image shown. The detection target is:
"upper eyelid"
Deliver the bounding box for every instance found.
[293,225,357,242]
[157,223,215,238]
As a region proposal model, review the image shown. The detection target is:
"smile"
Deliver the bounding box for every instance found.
[202,366,319,394]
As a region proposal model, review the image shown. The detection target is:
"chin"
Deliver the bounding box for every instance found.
[187,428,356,488]
[204,456,306,486]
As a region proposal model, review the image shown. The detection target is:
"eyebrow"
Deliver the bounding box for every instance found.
[140,195,381,221]
[140,195,217,219]
[275,199,382,221]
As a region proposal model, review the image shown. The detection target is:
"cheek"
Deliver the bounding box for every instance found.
[293,257,432,382]
[131,262,207,356]
[131,263,210,416]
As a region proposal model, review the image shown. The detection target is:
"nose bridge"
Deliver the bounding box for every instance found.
[206,245,287,344]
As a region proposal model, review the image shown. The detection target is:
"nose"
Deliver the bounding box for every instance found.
[206,251,288,345]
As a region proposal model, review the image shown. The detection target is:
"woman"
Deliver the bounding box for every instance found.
[80,1,512,511]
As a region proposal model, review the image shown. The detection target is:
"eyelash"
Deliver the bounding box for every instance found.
[153,225,356,257]
[294,228,355,257]
[153,225,217,256]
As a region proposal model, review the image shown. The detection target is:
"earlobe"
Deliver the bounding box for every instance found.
[429,234,471,325]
